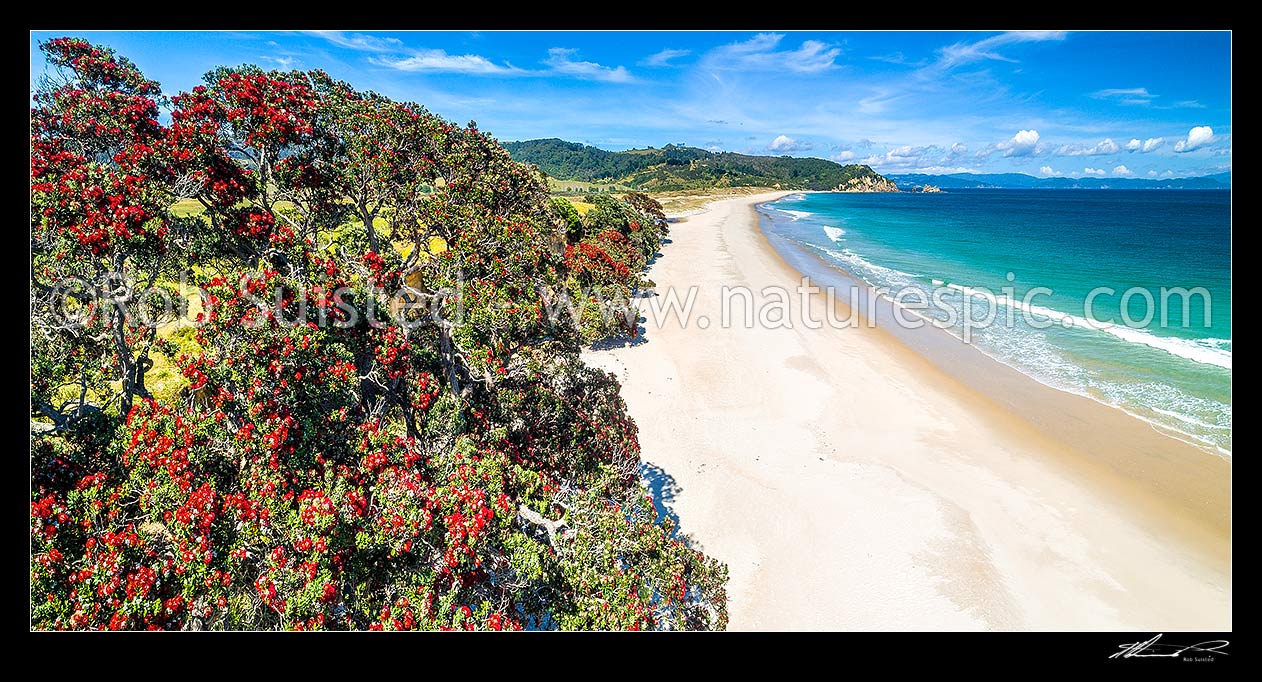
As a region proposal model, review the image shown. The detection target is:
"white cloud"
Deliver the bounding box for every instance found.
[1086,87,1209,110]
[306,31,404,53]
[1173,126,1215,152]
[887,145,926,158]
[857,90,906,115]
[1056,138,1121,156]
[1082,167,1107,177]
[832,150,857,162]
[995,129,1041,157]
[545,48,634,82]
[1147,170,1158,177]
[899,165,977,174]
[768,135,813,152]
[932,31,1067,70]
[1161,170,1175,177]
[729,32,782,53]
[260,55,298,70]
[859,144,967,171]
[372,50,523,75]
[707,33,841,73]
[779,40,843,72]
[1141,137,1164,153]
[1039,166,1056,176]
[1093,87,1152,98]
[941,142,969,163]
[642,48,691,67]
[1091,87,1157,106]
[1126,138,1141,151]
[314,30,523,76]
[1113,164,1133,176]
[869,51,927,67]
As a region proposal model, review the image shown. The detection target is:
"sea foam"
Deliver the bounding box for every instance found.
[942,283,1232,370]
[809,244,921,286]
[763,191,1231,454]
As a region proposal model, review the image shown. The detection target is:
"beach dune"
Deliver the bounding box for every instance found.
[583,192,1230,631]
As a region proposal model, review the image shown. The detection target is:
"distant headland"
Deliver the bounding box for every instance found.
[504,138,893,192]
[886,171,1230,191]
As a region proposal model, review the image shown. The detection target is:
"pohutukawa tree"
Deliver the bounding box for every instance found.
[31,38,727,631]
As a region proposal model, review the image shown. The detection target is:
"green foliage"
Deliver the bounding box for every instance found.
[505,137,890,191]
[31,38,727,632]
[583,194,660,261]
[552,192,667,343]
[548,197,583,243]
[503,138,651,182]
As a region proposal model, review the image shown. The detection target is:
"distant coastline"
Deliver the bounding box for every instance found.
[505,137,1230,194]
[886,171,1230,191]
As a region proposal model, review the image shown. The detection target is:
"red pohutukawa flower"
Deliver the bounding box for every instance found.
[31,37,727,632]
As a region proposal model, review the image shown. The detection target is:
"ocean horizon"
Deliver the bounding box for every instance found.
[762,189,1232,456]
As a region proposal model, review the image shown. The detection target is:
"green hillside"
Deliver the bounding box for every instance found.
[504,138,888,191]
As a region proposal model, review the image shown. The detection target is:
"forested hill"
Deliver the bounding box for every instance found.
[504,138,890,191]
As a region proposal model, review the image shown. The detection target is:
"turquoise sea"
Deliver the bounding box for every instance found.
[762,189,1232,455]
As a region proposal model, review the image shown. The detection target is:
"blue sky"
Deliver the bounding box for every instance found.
[30,30,1231,178]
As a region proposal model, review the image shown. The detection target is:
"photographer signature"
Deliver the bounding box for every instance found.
[1110,634,1229,660]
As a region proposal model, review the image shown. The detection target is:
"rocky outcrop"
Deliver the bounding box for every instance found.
[918,184,942,193]
[837,175,900,193]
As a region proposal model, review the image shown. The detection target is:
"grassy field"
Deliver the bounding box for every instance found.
[171,198,204,217]
[146,282,206,404]
[545,177,633,195]
[170,198,302,217]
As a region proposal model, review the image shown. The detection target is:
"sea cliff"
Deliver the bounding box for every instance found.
[838,175,900,193]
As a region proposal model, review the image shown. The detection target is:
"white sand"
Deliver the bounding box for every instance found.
[582,192,1230,631]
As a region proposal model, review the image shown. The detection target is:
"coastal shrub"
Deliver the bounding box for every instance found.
[624,191,670,238]
[31,37,727,631]
[583,194,661,260]
[563,213,654,341]
[548,197,584,243]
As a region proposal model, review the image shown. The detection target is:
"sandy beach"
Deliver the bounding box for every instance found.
[582,191,1231,631]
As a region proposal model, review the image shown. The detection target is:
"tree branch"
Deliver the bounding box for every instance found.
[517,504,568,551]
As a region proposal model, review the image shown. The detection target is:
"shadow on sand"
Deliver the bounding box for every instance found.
[640,461,684,538]
[588,330,648,350]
